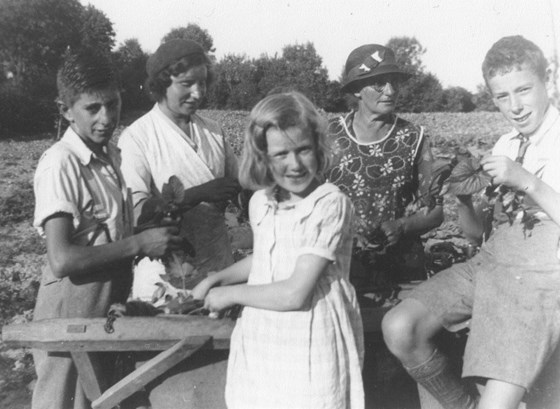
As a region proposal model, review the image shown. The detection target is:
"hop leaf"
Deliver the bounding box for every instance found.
[444,157,492,196]
[161,175,185,205]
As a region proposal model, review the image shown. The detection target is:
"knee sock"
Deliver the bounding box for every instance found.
[405,348,477,409]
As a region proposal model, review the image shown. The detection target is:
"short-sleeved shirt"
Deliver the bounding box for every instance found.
[33,127,133,319]
[326,112,439,286]
[118,105,238,296]
[226,183,364,409]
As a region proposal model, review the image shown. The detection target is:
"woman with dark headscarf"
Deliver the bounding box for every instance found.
[118,39,239,409]
[118,39,241,303]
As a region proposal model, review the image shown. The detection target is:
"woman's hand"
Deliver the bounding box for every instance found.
[204,286,235,312]
[380,219,405,247]
[188,177,242,205]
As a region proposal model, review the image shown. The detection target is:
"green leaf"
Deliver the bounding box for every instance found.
[161,176,185,205]
[163,253,198,289]
[445,157,492,196]
[136,198,165,229]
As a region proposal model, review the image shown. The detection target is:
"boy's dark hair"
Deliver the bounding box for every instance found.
[482,35,548,85]
[147,54,214,102]
[57,51,120,106]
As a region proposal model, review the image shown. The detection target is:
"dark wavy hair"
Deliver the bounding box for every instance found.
[239,91,332,190]
[56,51,119,106]
[147,53,214,101]
[482,35,548,85]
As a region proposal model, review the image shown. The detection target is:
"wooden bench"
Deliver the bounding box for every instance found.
[2,305,394,409]
[2,315,235,409]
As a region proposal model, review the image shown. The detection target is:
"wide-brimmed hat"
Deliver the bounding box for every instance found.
[146,39,206,78]
[341,44,412,93]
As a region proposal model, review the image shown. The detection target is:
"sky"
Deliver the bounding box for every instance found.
[81,0,560,93]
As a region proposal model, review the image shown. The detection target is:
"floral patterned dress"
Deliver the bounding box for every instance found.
[326,112,440,291]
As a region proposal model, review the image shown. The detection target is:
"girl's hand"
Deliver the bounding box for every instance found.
[204,287,235,312]
[191,275,217,300]
[380,219,405,247]
[481,155,533,191]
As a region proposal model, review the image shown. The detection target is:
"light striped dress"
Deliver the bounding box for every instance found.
[226,183,365,409]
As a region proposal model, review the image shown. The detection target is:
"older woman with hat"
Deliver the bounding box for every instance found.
[327,43,444,296]
[117,39,239,409]
[326,43,444,407]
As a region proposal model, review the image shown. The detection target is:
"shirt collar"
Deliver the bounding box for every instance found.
[506,104,560,144]
[60,126,120,166]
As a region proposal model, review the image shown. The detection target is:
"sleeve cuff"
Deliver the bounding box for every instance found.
[34,201,80,236]
[297,246,336,261]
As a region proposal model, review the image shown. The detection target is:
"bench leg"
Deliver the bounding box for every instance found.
[71,352,108,401]
[91,336,213,409]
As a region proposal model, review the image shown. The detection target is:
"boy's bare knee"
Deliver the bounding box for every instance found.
[382,302,420,356]
[382,299,442,361]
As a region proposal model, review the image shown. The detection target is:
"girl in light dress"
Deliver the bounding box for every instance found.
[193,91,365,409]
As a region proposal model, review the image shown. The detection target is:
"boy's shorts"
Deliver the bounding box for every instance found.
[408,221,560,389]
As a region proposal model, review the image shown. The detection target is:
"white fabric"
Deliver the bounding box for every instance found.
[34,127,132,244]
[226,183,365,409]
[492,105,560,194]
[118,105,238,301]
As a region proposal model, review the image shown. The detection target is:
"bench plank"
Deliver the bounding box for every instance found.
[2,315,234,350]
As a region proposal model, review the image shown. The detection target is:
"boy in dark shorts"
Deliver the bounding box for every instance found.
[31,52,183,409]
[382,35,560,409]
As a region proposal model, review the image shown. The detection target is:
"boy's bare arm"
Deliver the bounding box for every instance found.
[44,215,184,279]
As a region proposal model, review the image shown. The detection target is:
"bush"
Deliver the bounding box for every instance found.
[0,86,56,137]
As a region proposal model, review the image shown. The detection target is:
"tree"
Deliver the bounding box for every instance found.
[0,0,83,88]
[209,53,259,110]
[397,72,444,113]
[80,5,115,57]
[323,80,346,113]
[386,36,445,112]
[441,86,475,112]
[473,83,498,111]
[161,24,215,55]
[0,0,117,133]
[114,39,151,111]
[386,36,426,74]
[0,0,116,88]
[274,42,330,108]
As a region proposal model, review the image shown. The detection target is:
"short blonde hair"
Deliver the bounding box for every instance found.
[239,91,331,190]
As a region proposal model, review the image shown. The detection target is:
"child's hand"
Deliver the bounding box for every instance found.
[204,287,234,312]
[191,275,217,300]
[135,226,183,258]
[481,155,532,191]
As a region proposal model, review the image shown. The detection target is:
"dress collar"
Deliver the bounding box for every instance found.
[340,111,398,145]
